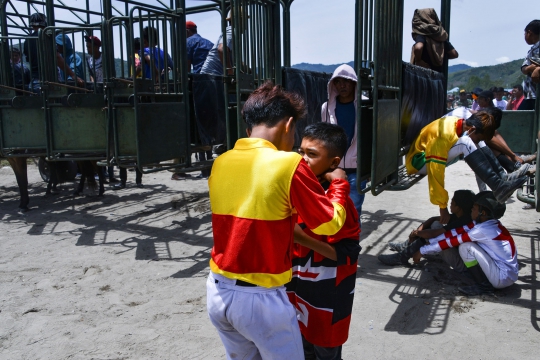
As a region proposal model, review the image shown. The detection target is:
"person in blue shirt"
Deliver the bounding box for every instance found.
[186,21,214,74]
[138,26,174,82]
[55,34,85,82]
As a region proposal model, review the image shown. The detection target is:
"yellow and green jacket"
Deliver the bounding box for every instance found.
[405,116,464,208]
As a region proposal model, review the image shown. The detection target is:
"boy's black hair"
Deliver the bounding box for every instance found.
[525,20,540,35]
[242,81,306,130]
[513,84,524,92]
[453,190,475,215]
[143,26,158,45]
[483,107,503,130]
[302,122,348,159]
[134,37,141,52]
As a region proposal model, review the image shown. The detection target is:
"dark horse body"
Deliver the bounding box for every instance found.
[5,157,104,211]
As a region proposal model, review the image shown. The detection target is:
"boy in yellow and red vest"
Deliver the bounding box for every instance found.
[207,82,352,359]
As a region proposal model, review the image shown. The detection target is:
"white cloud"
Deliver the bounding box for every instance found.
[495,56,511,63]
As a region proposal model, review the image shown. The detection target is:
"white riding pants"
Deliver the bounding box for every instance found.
[458,242,514,289]
[206,272,304,360]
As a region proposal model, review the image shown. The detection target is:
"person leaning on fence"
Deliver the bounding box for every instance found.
[9,46,30,90]
[200,11,234,76]
[405,111,530,224]
[206,82,351,360]
[285,122,361,360]
[321,64,367,222]
[410,8,458,73]
[379,189,474,269]
[520,19,540,111]
[137,26,174,82]
[185,21,214,74]
[55,34,85,83]
[413,191,518,296]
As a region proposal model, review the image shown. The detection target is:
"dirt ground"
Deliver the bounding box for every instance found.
[0,161,539,359]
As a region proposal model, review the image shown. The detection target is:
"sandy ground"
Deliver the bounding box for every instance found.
[0,161,539,360]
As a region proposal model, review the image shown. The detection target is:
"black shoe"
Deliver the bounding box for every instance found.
[136,183,144,188]
[388,239,409,252]
[458,283,495,296]
[378,253,408,266]
[112,183,126,190]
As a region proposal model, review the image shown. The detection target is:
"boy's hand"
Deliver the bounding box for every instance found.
[439,207,450,225]
[412,251,422,264]
[323,168,347,182]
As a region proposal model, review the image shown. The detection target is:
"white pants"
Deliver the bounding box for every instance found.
[417,137,484,175]
[206,272,304,360]
[458,242,514,289]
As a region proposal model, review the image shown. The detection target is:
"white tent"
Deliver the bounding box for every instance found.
[447,87,460,93]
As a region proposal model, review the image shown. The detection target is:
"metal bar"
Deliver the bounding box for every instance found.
[44,81,93,92]
[0,83,36,95]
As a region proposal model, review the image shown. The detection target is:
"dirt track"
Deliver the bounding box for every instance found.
[0,162,539,359]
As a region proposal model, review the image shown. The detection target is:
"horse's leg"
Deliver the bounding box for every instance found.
[7,157,29,211]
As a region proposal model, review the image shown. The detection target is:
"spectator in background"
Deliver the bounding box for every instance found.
[520,20,540,110]
[85,35,103,82]
[138,26,174,82]
[471,87,483,112]
[186,21,214,74]
[493,87,507,110]
[200,11,234,75]
[10,46,30,89]
[410,8,458,73]
[55,34,85,82]
[453,89,472,108]
[506,84,525,110]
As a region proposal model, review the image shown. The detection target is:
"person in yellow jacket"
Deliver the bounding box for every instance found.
[406,111,530,224]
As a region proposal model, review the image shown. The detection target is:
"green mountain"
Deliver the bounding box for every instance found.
[447,59,526,91]
[292,60,526,91]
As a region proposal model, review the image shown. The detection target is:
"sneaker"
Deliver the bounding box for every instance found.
[378,253,408,266]
[112,183,126,190]
[520,153,537,164]
[388,239,409,252]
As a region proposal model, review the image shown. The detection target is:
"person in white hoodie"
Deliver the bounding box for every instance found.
[321,64,366,220]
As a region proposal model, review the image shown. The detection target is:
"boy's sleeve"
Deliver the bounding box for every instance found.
[420,222,476,255]
[425,138,450,208]
[290,160,349,236]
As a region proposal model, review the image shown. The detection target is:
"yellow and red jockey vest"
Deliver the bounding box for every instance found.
[209,138,348,288]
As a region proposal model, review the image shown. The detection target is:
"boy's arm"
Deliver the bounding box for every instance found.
[290,162,349,237]
[294,224,337,261]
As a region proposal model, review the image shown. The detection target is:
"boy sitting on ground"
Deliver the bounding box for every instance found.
[285,122,361,360]
[412,191,518,296]
[379,189,475,272]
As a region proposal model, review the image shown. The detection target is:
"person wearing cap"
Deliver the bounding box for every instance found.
[506,84,525,110]
[85,35,103,82]
[413,191,518,296]
[453,89,472,108]
[185,21,214,74]
[493,87,507,111]
[55,33,85,83]
[200,11,234,76]
[410,8,458,73]
[520,20,540,110]
[470,87,483,112]
[9,46,30,89]
[470,90,495,114]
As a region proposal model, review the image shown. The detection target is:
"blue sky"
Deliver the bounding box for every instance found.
[7,0,538,68]
[186,0,539,68]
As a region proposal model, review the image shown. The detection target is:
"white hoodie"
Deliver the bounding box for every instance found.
[320,64,361,169]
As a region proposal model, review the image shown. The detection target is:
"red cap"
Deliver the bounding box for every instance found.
[186,21,197,29]
[84,35,101,47]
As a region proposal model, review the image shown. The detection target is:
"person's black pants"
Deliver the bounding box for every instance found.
[119,167,142,185]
